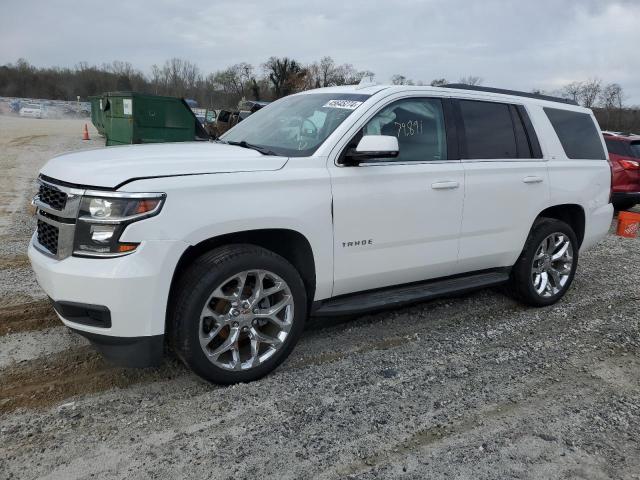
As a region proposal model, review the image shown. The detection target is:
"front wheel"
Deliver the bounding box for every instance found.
[507,218,578,307]
[170,245,307,384]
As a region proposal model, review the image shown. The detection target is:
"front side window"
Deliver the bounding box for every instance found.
[221,93,369,157]
[459,100,517,159]
[360,98,448,162]
[544,107,606,160]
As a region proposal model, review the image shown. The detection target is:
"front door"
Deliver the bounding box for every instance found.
[329,97,465,296]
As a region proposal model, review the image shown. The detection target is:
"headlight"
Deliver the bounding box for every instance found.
[73,192,165,257]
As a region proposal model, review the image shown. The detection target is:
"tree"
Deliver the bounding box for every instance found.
[318,56,335,87]
[459,75,483,86]
[430,78,448,87]
[303,57,370,88]
[391,74,414,85]
[561,81,583,103]
[598,83,625,130]
[599,82,623,110]
[579,78,601,108]
[213,62,254,98]
[263,57,306,98]
[150,58,201,98]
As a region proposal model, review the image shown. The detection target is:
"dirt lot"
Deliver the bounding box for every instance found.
[0,115,639,480]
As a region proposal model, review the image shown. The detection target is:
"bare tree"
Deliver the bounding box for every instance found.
[304,57,370,88]
[430,78,448,87]
[599,83,624,110]
[149,58,201,98]
[579,78,602,108]
[213,62,254,98]
[318,56,335,87]
[332,63,362,85]
[459,75,483,86]
[598,83,625,130]
[357,70,376,83]
[391,74,414,85]
[561,81,583,103]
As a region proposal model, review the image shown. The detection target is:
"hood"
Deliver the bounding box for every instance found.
[40,142,288,189]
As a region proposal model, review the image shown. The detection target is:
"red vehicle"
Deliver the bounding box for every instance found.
[603,132,640,210]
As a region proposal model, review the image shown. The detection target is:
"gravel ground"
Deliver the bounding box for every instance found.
[0,116,639,479]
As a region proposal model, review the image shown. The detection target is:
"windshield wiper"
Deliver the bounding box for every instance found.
[222,140,278,156]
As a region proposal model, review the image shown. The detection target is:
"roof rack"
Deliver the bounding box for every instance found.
[443,84,579,106]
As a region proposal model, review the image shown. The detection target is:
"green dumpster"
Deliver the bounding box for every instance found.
[100,92,209,146]
[88,95,106,136]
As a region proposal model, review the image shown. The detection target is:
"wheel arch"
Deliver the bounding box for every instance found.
[536,204,586,247]
[165,228,317,333]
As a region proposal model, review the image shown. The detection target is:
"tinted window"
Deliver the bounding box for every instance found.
[510,105,533,158]
[361,98,447,162]
[631,142,640,158]
[459,100,517,159]
[544,108,606,160]
[605,138,631,157]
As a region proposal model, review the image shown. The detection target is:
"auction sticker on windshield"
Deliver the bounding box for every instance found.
[323,100,363,110]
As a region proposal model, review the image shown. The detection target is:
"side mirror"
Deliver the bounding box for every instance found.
[342,135,399,165]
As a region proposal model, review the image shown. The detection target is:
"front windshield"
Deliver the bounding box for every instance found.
[220,93,370,157]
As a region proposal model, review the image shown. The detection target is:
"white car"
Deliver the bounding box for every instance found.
[19,103,44,118]
[29,84,613,383]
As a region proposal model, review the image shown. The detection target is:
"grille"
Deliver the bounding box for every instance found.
[38,183,67,211]
[37,220,59,255]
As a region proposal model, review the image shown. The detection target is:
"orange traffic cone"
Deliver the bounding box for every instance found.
[82,124,90,141]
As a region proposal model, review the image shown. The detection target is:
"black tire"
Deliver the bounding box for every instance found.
[170,244,307,384]
[613,200,637,211]
[506,218,579,307]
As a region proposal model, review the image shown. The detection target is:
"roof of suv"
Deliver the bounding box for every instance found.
[301,84,590,111]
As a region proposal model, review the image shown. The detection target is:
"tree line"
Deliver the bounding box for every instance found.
[0,57,637,131]
[0,57,371,108]
[0,57,492,108]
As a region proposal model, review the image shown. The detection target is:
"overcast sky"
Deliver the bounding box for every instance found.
[2,0,639,104]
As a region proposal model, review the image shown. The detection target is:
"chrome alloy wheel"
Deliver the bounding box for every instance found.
[531,232,574,298]
[198,270,294,370]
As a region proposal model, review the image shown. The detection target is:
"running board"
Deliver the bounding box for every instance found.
[312,270,510,317]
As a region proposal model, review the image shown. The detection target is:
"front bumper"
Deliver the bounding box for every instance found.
[69,328,164,367]
[28,236,188,364]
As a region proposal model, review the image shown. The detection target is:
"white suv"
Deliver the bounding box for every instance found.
[28,84,613,383]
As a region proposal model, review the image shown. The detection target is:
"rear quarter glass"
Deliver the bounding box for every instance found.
[544,108,606,160]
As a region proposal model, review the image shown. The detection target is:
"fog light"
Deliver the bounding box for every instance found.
[90,224,116,243]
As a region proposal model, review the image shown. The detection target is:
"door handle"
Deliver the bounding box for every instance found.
[431,181,460,190]
[523,176,543,184]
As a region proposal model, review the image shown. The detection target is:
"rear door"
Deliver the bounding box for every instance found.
[455,99,550,271]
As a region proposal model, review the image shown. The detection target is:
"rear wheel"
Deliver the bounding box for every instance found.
[170,245,307,384]
[507,218,578,307]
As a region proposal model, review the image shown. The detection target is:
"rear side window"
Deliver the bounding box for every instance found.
[630,142,640,158]
[544,108,606,160]
[605,138,631,157]
[459,100,517,159]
